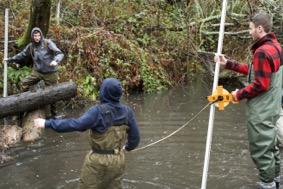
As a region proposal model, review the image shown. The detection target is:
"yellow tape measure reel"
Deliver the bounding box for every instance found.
[207,86,235,110]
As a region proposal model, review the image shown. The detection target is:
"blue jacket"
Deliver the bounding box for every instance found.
[45,78,140,151]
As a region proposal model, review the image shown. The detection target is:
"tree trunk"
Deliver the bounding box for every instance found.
[17,0,51,47]
[0,81,77,118]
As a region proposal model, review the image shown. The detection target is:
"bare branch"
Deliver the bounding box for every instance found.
[201,30,249,35]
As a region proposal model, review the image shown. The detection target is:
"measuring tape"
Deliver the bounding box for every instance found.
[207,86,238,110]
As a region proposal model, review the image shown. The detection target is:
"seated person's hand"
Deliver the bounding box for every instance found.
[3,57,20,69]
[49,60,58,67]
[4,57,13,63]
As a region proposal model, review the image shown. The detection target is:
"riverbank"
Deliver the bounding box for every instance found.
[1,1,282,99]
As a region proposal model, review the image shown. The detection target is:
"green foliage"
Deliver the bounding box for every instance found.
[136,33,151,47]
[6,0,281,98]
[97,33,171,93]
[140,53,171,93]
[78,75,98,101]
[99,56,118,79]
[7,66,31,87]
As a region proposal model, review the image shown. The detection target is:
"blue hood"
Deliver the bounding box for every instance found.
[99,78,123,103]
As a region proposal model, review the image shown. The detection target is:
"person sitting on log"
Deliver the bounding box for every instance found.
[5,27,64,91]
[33,78,140,189]
[5,27,64,116]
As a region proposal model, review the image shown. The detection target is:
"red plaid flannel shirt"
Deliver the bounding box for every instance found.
[225,33,282,100]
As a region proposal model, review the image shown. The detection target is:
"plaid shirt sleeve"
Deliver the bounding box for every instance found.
[225,59,249,75]
[235,51,272,100]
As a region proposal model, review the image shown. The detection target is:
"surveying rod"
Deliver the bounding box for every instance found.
[3,8,9,98]
[200,0,228,188]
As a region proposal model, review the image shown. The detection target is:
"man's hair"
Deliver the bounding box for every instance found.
[250,11,273,33]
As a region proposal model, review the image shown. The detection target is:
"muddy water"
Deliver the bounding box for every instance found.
[0,80,261,189]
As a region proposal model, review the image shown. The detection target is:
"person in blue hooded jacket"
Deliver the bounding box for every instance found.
[34,78,140,189]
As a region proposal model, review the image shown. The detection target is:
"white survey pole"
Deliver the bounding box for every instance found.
[201,0,228,189]
[56,0,61,25]
[3,8,9,98]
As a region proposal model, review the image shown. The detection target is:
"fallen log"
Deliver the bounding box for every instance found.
[0,81,77,118]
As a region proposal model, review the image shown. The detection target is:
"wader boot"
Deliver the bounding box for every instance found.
[49,100,65,119]
[257,181,276,189]
[274,176,280,189]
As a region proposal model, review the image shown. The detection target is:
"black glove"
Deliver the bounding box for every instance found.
[9,62,20,69]
[4,58,19,69]
[4,57,14,64]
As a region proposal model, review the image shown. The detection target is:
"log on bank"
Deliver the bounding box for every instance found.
[0,81,77,118]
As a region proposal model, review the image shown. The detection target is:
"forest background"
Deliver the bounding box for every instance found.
[0,0,282,100]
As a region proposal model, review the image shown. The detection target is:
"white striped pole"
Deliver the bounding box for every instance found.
[56,0,61,25]
[200,0,228,188]
[3,8,9,98]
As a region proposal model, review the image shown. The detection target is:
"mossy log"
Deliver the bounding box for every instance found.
[0,81,77,118]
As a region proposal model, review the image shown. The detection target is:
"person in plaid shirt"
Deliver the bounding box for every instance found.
[215,11,283,189]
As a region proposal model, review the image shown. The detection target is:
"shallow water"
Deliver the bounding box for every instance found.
[0,80,262,189]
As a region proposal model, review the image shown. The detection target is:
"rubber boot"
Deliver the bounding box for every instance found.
[50,103,57,118]
[274,176,280,189]
[257,181,276,189]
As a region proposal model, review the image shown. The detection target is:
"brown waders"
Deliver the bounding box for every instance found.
[20,70,58,91]
[79,125,128,189]
[21,70,58,116]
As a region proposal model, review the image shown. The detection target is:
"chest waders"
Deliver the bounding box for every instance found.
[80,104,129,189]
[246,60,282,183]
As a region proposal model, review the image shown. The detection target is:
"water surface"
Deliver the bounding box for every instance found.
[0,80,261,189]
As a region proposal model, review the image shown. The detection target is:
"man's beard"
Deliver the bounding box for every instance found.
[34,40,41,45]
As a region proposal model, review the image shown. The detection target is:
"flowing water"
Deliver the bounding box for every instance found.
[0,79,267,189]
